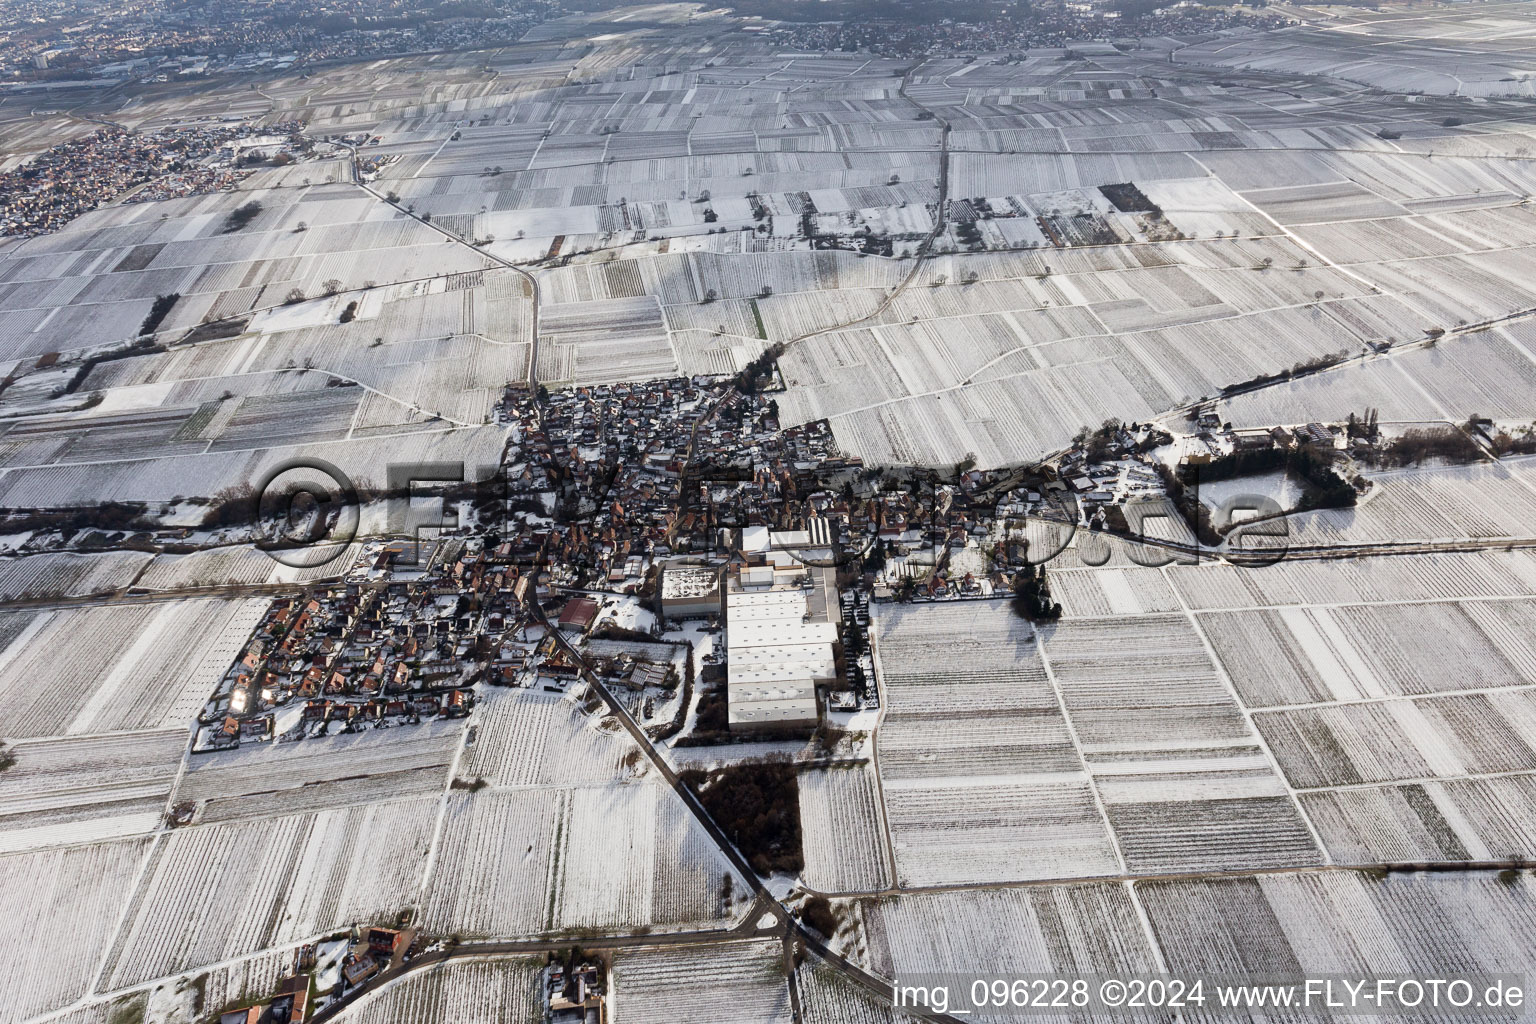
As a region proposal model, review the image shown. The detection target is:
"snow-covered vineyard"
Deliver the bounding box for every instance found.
[837,871,1536,1024]
[860,543,1536,887]
[2,0,1536,1020]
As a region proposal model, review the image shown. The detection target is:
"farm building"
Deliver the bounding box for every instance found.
[659,565,722,620]
[557,597,599,634]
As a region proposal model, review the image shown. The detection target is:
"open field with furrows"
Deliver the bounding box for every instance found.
[0,420,506,508]
[7,23,1535,472]
[1165,547,1536,613]
[0,550,151,601]
[1221,326,1536,428]
[842,870,1536,1022]
[1281,458,1536,548]
[870,595,1326,878]
[1303,773,1536,864]
[1046,566,1183,618]
[0,837,151,1024]
[176,719,464,814]
[101,798,439,989]
[883,778,1120,886]
[0,185,495,363]
[0,728,184,852]
[870,601,1117,884]
[419,781,744,940]
[872,604,1077,783]
[331,958,544,1024]
[1138,871,1536,986]
[133,542,364,590]
[0,187,527,506]
[852,884,1162,1019]
[1041,612,1321,872]
[1040,615,1246,750]
[609,940,792,1024]
[1199,597,1536,707]
[537,295,677,385]
[872,602,1050,716]
[1253,690,1536,791]
[152,33,1536,470]
[0,597,266,739]
[3,13,1536,1018]
[796,958,914,1024]
[458,687,636,788]
[798,765,892,895]
[1172,11,1536,96]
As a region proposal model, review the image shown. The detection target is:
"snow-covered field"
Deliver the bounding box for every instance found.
[610,940,791,1024]
[5,13,1536,1021]
[331,957,544,1024]
[0,597,265,737]
[420,780,745,939]
[798,765,892,895]
[100,798,439,988]
[0,728,185,852]
[0,837,153,1024]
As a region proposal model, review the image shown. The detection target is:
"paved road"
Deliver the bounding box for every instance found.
[531,602,971,1024]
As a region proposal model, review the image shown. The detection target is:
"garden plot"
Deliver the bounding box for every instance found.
[0,728,184,852]
[0,597,265,738]
[798,765,892,895]
[1138,871,1536,988]
[420,781,742,939]
[1255,689,1536,790]
[0,837,152,1024]
[333,958,543,1024]
[610,939,791,1024]
[101,797,438,989]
